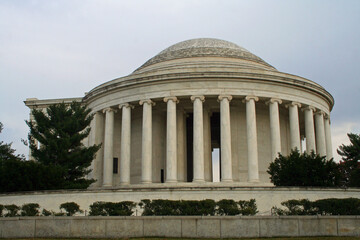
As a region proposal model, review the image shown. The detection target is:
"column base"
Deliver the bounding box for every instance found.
[120,182,130,186]
[102,184,112,187]
[247,179,260,183]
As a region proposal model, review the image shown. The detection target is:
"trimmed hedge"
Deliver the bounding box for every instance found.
[272,198,360,215]
[139,199,258,216]
[139,199,217,216]
[60,202,83,216]
[21,203,40,216]
[216,199,258,216]
[89,201,135,216]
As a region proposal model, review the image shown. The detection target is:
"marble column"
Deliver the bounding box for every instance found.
[164,97,178,183]
[315,111,327,157]
[324,115,333,160]
[287,102,302,151]
[102,107,116,187]
[139,99,155,184]
[191,95,205,183]
[267,98,282,161]
[119,103,133,185]
[89,112,104,187]
[177,108,187,182]
[218,95,233,182]
[244,96,259,182]
[303,106,316,154]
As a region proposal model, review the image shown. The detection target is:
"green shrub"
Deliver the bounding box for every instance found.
[216,199,240,215]
[4,204,20,217]
[139,199,180,216]
[139,199,250,216]
[216,199,258,216]
[273,199,316,216]
[60,202,83,216]
[272,198,360,215]
[314,198,360,215]
[179,199,216,216]
[267,150,341,187]
[21,203,40,216]
[42,209,52,216]
[239,199,258,215]
[89,201,135,216]
[0,204,3,217]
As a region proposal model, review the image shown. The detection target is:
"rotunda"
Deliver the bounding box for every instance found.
[25,38,334,188]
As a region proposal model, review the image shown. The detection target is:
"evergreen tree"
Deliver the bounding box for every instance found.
[0,122,20,161]
[267,149,341,187]
[26,101,100,189]
[337,133,360,187]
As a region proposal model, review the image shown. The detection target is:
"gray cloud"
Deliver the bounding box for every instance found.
[0,0,359,160]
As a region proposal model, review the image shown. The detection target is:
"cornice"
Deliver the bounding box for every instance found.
[83,71,334,110]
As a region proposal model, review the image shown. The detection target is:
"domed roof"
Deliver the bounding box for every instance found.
[134,38,274,72]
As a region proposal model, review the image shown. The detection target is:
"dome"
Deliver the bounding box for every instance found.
[134,38,275,72]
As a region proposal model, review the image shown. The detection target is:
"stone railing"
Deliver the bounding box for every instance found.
[1,215,359,238]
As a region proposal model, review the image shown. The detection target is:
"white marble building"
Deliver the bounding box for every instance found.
[25,38,334,188]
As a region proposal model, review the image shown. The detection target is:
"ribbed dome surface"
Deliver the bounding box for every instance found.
[134,38,274,72]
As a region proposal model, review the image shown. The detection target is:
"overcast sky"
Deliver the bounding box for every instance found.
[0,0,359,162]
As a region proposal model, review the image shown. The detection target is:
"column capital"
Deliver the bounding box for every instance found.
[266,98,282,105]
[242,95,259,103]
[218,95,233,102]
[163,96,179,103]
[315,110,326,116]
[139,99,156,106]
[302,105,316,112]
[118,103,134,109]
[190,95,205,102]
[102,107,117,114]
[285,101,302,108]
[324,113,331,120]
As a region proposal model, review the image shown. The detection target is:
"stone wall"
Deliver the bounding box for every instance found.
[1,216,359,238]
[1,186,359,215]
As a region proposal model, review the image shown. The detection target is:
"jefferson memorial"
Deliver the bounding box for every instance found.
[25,38,334,188]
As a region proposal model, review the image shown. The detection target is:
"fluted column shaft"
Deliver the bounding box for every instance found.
[119,103,133,185]
[103,108,116,187]
[324,115,333,160]
[288,102,302,151]
[164,97,178,183]
[315,111,327,156]
[303,106,316,153]
[191,95,205,183]
[140,99,155,184]
[219,95,233,182]
[268,98,282,160]
[244,96,259,182]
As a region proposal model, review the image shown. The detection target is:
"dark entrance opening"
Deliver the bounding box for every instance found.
[210,112,221,181]
[186,113,193,182]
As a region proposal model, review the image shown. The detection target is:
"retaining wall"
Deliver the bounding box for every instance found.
[1,216,359,238]
[1,186,360,215]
